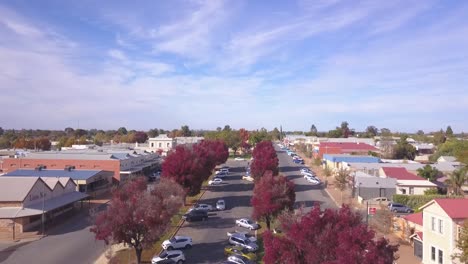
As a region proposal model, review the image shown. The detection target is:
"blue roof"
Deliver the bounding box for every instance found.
[4,169,102,180]
[322,154,380,163]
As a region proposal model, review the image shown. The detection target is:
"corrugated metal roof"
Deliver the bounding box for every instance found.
[433,198,468,219]
[382,167,425,181]
[26,152,115,160]
[355,176,396,188]
[4,169,102,180]
[0,177,42,202]
[323,154,380,163]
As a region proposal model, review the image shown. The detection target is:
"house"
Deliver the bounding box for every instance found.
[3,168,113,195]
[437,156,457,163]
[313,142,379,159]
[0,176,88,240]
[380,167,437,195]
[418,198,468,264]
[147,134,176,154]
[354,174,396,203]
[323,154,380,170]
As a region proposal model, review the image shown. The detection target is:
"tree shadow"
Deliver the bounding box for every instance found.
[294,183,323,193]
[285,175,302,180]
[279,166,301,173]
[183,240,231,264]
[196,195,253,211]
[208,183,254,193]
[294,200,324,210]
[182,216,241,230]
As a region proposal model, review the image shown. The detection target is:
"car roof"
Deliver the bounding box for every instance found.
[173,235,190,239]
[165,250,183,254]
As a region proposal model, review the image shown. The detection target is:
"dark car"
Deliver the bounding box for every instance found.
[388,202,414,213]
[183,210,208,222]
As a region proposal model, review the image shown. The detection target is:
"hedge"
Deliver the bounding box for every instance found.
[392,194,463,210]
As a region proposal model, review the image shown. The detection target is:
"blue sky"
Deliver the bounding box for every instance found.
[0,0,467,133]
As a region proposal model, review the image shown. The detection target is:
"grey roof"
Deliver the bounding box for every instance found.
[0,177,41,202]
[4,169,102,180]
[355,176,397,188]
[438,156,457,162]
[0,191,88,218]
[349,162,459,173]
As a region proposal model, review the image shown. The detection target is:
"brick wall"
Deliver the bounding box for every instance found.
[2,158,121,182]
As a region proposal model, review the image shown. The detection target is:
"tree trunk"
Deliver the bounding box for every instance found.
[266,215,271,230]
[135,245,143,264]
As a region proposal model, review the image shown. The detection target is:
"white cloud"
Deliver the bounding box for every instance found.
[108,49,127,60]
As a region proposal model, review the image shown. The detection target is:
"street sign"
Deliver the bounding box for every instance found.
[368,207,377,215]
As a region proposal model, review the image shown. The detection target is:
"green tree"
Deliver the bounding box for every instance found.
[147,128,159,138]
[341,121,350,138]
[417,165,440,181]
[393,135,417,160]
[380,128,392,137]
[323,165,332,185]
[365,126,378,138]
[0,127,4,136]
[446,126,454,137]
[270,127,281,141]
[180,125,192,137]
[416,130,425,136]
[445,168,467,195]
[431,139,468,164]
[432,129,446,145]
[453,220,468,263]
[310,124,318,136]
[117,127,128,135]
[335,168,350,204]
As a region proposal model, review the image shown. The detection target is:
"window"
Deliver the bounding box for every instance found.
[431,246,436,261]
[167,142,170,147]
[159,143,162,147]
[431,217,436,231]
[401,188,407,194]
[438,249,443,264]
[151,142,154,147]
[438,219,443,234]
[409,187,414,194]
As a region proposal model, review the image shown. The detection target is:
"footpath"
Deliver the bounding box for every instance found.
[297,151,421,264]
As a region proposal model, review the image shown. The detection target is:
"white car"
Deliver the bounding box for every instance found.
[300,168,312,173]
[227,255,254,264]
[209,178,223,185]
[152,250,185,264]
[162,236,193,250]
[228,234,259,252]
[216,168,230,175]
[242,175,254,182]
[306,176,321,185]
[236,218,260,230]
[234,157,245,161]
[302,171,316,177]
[226,231,257,243]
[216,199,226,210]
[190,203,213,212]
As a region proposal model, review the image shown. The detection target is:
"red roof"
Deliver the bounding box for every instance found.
[433,198,468,219]
[319,142,378,151]
[415,232,423,241]
[382,167,425,181]
[404,212,423,226]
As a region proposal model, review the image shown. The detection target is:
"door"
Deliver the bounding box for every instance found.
[379,188,386,198]
[414,240,423,259]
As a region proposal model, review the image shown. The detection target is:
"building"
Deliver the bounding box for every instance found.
[1,150,160,183]
[322,154,380,170]
[314,142,379,159]
[380,167,437,195]
[147,134,176,154]
[418,198,468,264]
[354,174,396,202]
[3,168,113,195]
[0,176,88,240]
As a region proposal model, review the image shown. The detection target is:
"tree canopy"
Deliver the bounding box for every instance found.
[417,165,440,181]
[251,140,279,180]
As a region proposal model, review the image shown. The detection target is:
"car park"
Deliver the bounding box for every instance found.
[151,250,185,264]
[182,210,208,222]
[236,218,259,230]
[227,254,255,264]
[224,246,257,261]
[388,203,414,213]
[228,234,259,252]
[162,236,193,250]
[209,178,223,185]
[216,199,226,210]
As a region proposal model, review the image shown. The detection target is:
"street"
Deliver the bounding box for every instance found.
[0,205,107,264]
[168,147,337,263]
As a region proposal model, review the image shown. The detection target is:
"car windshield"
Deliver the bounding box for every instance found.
[169,237,176,243]
[159,251,168,258]
[246,220,253,224]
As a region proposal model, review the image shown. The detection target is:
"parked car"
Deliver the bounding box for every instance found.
[242,175,254,182]
[190,203,213,212]
[227,254,255,264]
[183,210,208,222]
[216,199,226,210]
[224,246,257,261]
[216,168,230,175]
[162,236,193,250]
[228,234,259,252]
[236,218,260,230]
[209,178,223,185]
[151,250,185,264]
[152,259,176,264]
[293,159,304,164]
[306,176,321,185]
[216,171,228,178]
[234,157,245,161]
[368,197,392,205]
[302,171,316,177]
[300,168,312,174]
[388,203,414,213]
[226,231,257,243]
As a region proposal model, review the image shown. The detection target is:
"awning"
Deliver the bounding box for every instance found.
[0,192,89,218]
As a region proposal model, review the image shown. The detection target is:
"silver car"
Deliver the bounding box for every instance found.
[216,199,226,210]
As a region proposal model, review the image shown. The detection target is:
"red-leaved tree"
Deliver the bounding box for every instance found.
[263,206,399,264]
[251,171,295,230]
[162,145,206,199]
[90,177,184,264]
[251,140,279,180]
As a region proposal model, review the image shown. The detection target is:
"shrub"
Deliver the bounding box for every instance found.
[393,194,463,210]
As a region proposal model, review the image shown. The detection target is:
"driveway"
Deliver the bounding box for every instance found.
[0,205,107,264]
